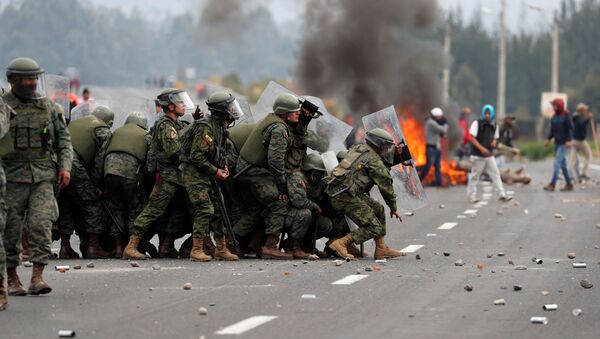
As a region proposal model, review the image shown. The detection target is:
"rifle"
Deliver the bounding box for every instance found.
[100,200,125,234]
[209,175,238,248]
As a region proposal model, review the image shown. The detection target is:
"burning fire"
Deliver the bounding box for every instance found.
[397,108,467,186]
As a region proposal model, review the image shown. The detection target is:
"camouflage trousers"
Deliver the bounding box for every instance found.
[329,193,386,244]
[237,174,311,238]
[186,181,225,238]
[231,185,263,238]
[132,179,187,236]
[62,175,108,235]
[104,174,147,236]
[4,180,57,266]
[0,165,6,283]
[56,192,86,237]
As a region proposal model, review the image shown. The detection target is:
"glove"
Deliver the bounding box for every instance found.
[193,105,204,120]
[276,183,288,196]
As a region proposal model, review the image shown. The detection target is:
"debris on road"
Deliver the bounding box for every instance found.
[496,210,504,215]
[554,213,563,219]
[58,330,76,338]
[334,260,343,266]
[555,260,560,264]
[454,259,464,266]
[198,307,208,315]
[464,285,473,292]
[183,283,192,290]
[580,279,593,289]
[375,259,387,263]
[130,261,140,268]
[530,317,548,325]
[541,291,550,296]
[567,252,576,259]
[23,262,32,268]
[476,263,484,270]
[86,262,95,268]
[573,263,587,268]
[572,309,582,316]
[365,266,373,272]
[486,254,493,258]
[513,284,523,291]
[498,252,505,257]
[426,233,437,237]
[416,254,421,260]
[443,251,450,256]
[73,265,81,270]
[301,294,317,299]
[55,265,70,271]
[515,265,527,270]
[404,211,414,216]
[308,254,319,261]
[152,264,161,271]
[439,204,445,209]
[531,258,543,264]
[543,304,558,311]
[494,299,505,305]
[508,260,514,265]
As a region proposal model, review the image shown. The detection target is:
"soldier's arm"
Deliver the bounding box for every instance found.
[287,174,319,210]
[368,160,397,211]
[158,122,182,157]
[189,126,218,176]
[0,99,13,139]
[304,130,329,153]
[90,127,111,187]
[264,124,289,184]
[52,105,73,173]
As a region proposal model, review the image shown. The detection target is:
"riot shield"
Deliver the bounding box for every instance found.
[253,80,295,122]
[310,105,352,153]
[71,99,155,130]
[70,100,97,122]
[235,97,254,125]
[46,74,70,116]
[321,151,339,174]
[362,106,428,212]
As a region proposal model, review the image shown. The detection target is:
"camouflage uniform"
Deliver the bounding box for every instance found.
[325,143,396,244]
[131,116,184,236]
[287,171,331,240]
[0,98,13,287]
[2,91,73,267]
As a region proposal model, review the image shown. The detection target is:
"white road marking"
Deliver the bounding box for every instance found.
[589,164,600,171]
[216,316,278,335]
[332,274,369,285]
[457,215,466,219]
[481,181,491,186]
[506,190,515,195]
[482,193,492,200]
[464,209,478,215]
[438,222,458,230]
[477,201,488,206]
[400,244,424,253]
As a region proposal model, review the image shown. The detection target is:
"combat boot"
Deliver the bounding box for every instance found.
[87,234,112,259]
[328,234,355,260]
[179,236,193,259]
[261,234,293,260]
[214,236,238,261]
[347,243,368,258]
[28,263,52,295]
[79,235,89,258]
[7,267,26,296]
[203,236,216,257]
[0,278,8,311]
[59,235,80,259]
[190,236,212,262]
[112,236,123,258]
[374,236,405,259]
[290,239,311,259]
[122,235,147,260]
[158,233,179,258]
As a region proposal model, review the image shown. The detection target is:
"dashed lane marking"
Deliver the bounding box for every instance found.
[464,209,478,215]
[216,316,278,335]
[438,222,458,230]
[400,244,424,253]
[332,274,369,285]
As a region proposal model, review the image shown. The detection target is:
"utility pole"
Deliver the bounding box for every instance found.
[551,11,559,92]
[442,22,451,107]
[497,0,507,120]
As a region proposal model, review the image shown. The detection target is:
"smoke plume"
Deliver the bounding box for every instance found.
[296,0,447,118]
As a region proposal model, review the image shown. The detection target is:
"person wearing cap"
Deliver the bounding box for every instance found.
[568,103,593,182]
[418,107,448,186]
[544,98,574,191]
[466,105,512,202]
[496,115,520,168]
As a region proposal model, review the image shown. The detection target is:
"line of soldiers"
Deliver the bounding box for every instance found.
[1,57,408,311]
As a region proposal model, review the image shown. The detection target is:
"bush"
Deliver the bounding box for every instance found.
[515,140,554,160]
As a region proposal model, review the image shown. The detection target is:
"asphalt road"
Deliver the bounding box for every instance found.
[1,160,599,339]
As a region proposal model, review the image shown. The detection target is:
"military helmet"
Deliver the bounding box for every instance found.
[6,57,44,83]
[336,150,348,162]
[365,128,394,148]
[157,88,183,106]
[125,112,149,130]
[302,153,326,172]
[92,105,115,128]
[206,91,244,120]
[273,93,301,115]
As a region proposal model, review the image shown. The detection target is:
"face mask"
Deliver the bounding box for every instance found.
[12,83,37,99]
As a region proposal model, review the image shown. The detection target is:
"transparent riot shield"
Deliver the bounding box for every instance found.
[70,100,97,122]
[70,99,155,130]
[321,151,339,174]
[253,80,295,122]
[46,74,70,116]
[309,104,352,153]
[235,97,254,125]
[362,105,428,212]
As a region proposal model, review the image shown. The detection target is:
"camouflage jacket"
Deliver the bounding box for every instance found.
[104,152,141,180]
[287,171,321,212]
[154,115,183,185]
[89,125,111,186]
[182,116,228,185]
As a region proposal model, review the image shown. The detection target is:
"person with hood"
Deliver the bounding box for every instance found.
[466,105,512,202]
[544,98,574,191]
[568,103,593,183]
[419,107,448,186]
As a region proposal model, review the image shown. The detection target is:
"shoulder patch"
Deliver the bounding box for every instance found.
[202,132,214,144]
[168,126,178,140]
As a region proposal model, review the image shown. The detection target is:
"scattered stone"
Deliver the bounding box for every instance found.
[152,264,161,271]
[524,209,529,215]
[198,307,208,315]
[572,309,582,316]
[408,314,415,318]
[573,263,587,268]
[554,213,563,219]
[302,260,308,264]
[543,304,557,311]
[183,283,192,290]
[486,254,493,258]
[130,261,140,268]
[148,288,153,291]
[293,263,298,267]
[500,286,508,290]
[458,242,464,246]
[508,260,514,265]
[58,330,76,338]
[258,268,264,271]
[513,284,523,291]
[595,245,599,250]
[439,204,445,209]
[464,285,473,292]
[580,279,593,289]
[491,270,496,273]
[533,258,543,264]
[555,260,560,264]
[497,252,505,257]
[530,317,548,325]
[567,252,576,259]
[23,261,33,268]
[443,251,450,256]
[73,265,82,270]
[404,211,414,216]
[541,291,549,296]
[375,259,387,263]
[477,263,484,270]
[515,265,527,270]
[415,254,421,260]
[365,266,373,272]
[454,259,464,266]
[86,262,95,268]
[496,210,504,215]
[334,260,343,266]
[301,294,317,299]
[494,299,505,305]
[209,303,216,306]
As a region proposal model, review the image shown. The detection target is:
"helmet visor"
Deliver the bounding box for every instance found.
[380,143,396,164]
[228,98,245,120]
[11,73,46,99]
[169,91,195,112]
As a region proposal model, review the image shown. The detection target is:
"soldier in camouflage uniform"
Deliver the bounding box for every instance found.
[181,92,242,261]
[61,106,114,258]
[103,112,149,257]
[0,97,15,310]
[325,128,404,260]
[2,57,73,296]
[123,88,193,260]
[234,93,307,259]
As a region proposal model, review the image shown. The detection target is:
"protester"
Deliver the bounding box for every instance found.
[544,98,574,192]
[418,107,448,186]
[457,107,472,160]
[568,103,593,182]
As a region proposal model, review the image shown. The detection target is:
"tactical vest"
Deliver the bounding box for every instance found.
[325,144,379,197]
[149,117,182,172]
[228,123,255,152]
[68,115,107,167]
[106,123,149,162]
[471,119,496,157]
[239,113,287,167]
[1,93,56,162]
